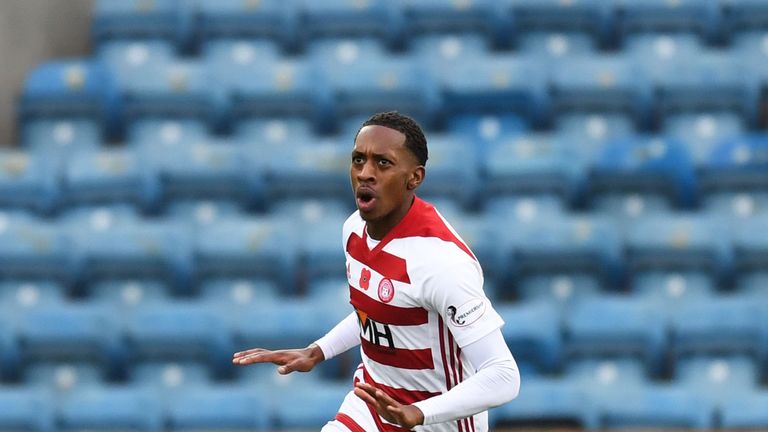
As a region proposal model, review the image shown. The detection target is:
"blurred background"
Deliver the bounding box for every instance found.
[1,0,768,431]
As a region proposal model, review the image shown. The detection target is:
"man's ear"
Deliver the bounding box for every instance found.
[407,166,425,190]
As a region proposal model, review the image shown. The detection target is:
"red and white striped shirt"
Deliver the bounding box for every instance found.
[342,197,505,432]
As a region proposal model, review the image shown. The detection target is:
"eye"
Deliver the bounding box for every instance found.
[378,159,392,167]
[352,155,364,164]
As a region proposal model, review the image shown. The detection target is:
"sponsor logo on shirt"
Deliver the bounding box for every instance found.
[447,298,486,327]
[378,278,395,303]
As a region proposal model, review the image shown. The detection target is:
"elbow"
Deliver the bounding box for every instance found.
[490,360,521,407]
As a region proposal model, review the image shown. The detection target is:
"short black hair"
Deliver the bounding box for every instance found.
[358,111,428,166]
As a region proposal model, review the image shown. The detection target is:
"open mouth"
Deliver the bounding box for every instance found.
[356,187,377,212]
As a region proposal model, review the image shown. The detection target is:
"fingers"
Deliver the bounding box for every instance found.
[233,350,284,365]
[232,348,266,359]
[354,382,399,407]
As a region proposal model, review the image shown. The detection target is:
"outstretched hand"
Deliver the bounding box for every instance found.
[232,344,325,375]
[354,382,425,429]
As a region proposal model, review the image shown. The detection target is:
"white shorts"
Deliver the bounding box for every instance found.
[320,365,487,432]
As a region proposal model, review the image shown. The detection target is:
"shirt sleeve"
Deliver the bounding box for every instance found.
[412,329,520,425]
[314,312,360,361]
[422,256,504,348]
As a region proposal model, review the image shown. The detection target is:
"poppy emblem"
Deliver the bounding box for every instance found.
[378,278,395,303]
[360,268,371,290]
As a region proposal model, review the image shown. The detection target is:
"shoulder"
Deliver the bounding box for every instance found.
[342,210,364,240]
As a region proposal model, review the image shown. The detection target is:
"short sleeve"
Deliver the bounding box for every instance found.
[423,257,505,348]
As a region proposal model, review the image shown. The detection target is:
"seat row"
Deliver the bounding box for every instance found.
[0,294,766,382]
[91,0,767,52]
[3,128,768,214]
[3,204,768,289]
[19,38,768,138]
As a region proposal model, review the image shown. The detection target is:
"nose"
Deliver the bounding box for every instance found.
[356,160,376,183]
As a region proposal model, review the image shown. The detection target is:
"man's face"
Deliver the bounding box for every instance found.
[350,125,423,227]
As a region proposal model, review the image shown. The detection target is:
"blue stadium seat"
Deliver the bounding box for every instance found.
[97,39,177,82]
[398,0,506,47]
[624,214,731,282]
[496,300,562,373]
[615,0,721,43]
[131,361,213,391]
[194,217,298,292]
[73,220,193,293]
[166,386,269,431]
[663,112,745,167]
[720,391,768,430]
[269,376,352,429]
[195,0,297,49]
[62,147,160,213]
[589,135,697,208]
[417,133,479,209]
[0,280,65,311]
[297,0,401,47]
[654,52,760,126]
[234,297,327,351]
[699,134,768,194]
[412,34,491,70]
[86,279,171,307]
[625,32,704,62]
[508,215,622,286]
[226,57,332,132]
[21,118,101,154]
[324,55,439,129]
[447,112,528,155]
[118,60,214,131]
[308,37,388,74]
[518,32,597,61]
[596,384,713,430]
[483,195,565,223]
[202,38,281,67]
[92,0,191,50]
[127,118,210,146]
[704,191,768,219]
[199,278,282,306]
[735,271,768,297]
[671,296,765,361]
[19,60,119,140]
[490,376,597,430]
[24,362,104,391]
[298,214,347,282]
[270,198,352,224]
[14,304,124,380]
[507,0,613,47]
[0,388,54,432]
[550,54,652,129]
[732,32,768,91]
[258,138,349,203]
[675,355,760,406]
[483,133,583,205]
[446,212,509,291]
[517,273,601,304]
[565,296,667,374]
[61,204,141,234]
[592,193,673,220]
[58,387,162,432]
[165,199,245,226]
[0,149,60,214]
[555,113,635,152]
[438,54,549,126]
[729,214,768,276]
[124,303,232,379]
[143,139,260,209]
[632,271,715,306]
[233,116,314,148]
[567,357,649,391]
[0,218,75,285]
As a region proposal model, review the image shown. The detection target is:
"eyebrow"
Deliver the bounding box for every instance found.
[351,150,398,161]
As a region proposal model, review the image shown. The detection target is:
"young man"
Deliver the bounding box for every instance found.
[233,112,520,431]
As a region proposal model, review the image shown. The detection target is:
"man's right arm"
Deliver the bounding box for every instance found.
[314,311,361,360]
